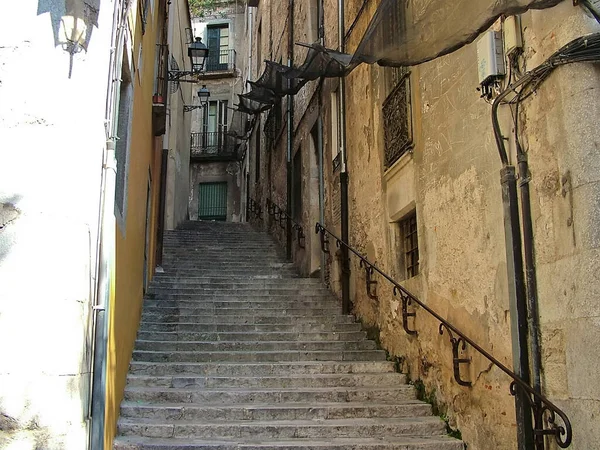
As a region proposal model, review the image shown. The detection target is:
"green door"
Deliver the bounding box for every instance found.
[198,182,228,221]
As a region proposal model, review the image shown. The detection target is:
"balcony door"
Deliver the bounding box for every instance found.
[202,100,228,153]
[206,24,229,71]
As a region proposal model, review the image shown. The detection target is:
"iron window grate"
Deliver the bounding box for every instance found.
[401,212,419,278]
[382,70,413,168]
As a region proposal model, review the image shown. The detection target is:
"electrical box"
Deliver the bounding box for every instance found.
[504,15,523,57]
[477,31,505,84]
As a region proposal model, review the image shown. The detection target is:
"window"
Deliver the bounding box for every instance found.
[115,53,133,224]
[330,89,341,171]
[202,100,228,151]
[206,24,230,71]
[256,22,262,77]
[382,67,413,168]
[307,0,320,43]
[399,212,419,278]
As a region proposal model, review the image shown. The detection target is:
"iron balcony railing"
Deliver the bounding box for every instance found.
[314,222,572,449]
[204,49,236,73]
[190,131,238,161]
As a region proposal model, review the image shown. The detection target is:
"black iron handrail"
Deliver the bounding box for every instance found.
[266,198,305,249]
[247,198,262,220]
[314,222,572,449]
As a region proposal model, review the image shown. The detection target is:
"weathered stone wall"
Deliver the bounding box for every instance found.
[245,0,600,449]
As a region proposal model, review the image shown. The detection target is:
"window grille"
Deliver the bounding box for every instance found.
[382,69,413,168]
[400,212,419,278]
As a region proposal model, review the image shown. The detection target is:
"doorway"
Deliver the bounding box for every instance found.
[198,182,228,221]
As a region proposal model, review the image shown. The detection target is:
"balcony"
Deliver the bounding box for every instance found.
[190,131,239,162]
[201,50,236,77]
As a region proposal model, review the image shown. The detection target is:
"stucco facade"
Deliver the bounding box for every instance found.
[245,1,600,449]
[0,1,191,449]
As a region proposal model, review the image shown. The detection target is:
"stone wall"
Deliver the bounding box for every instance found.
[245,0,600,449]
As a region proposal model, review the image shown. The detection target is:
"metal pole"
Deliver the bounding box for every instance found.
[500,166,535,450]
[286,0,294,261]
[517,151,544,450]
[338,0,350,314]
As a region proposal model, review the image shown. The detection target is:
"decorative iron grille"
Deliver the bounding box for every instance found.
[382,70,413,168]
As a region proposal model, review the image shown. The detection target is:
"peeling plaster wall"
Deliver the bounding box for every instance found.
[0,1,114,448]
[245,0,600,449]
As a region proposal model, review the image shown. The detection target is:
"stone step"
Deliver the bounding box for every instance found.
[119,401,430,421]
[146,288,330,296]
[126,373,405,389]
[123,385,417,404]
[138,322,362,333]
[144,293,331,301]
[133,340,377,352]
[135,331,366,342]
[114,436,464,450]
[142,300,341,310]
[139,315,355,326]
[143,296,333,303]
[149,281,322,289]
[141,308,340,318]
[132,349,387,363]
[127,361,396,377]
[117,417,446,440]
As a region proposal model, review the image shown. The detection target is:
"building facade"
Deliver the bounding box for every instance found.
[244,1,600,449]
[0,0,192,449]
[188,1,247,223]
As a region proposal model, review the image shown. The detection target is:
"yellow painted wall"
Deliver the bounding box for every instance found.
[104,1,166,447]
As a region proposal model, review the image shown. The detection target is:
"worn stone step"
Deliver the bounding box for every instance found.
[139,315,355,326]
[120,401,431,421]
[126,373,405,389]
[141,308,341,318]
[132,349,387,363]
[138,322,362,333]
[117,417,446,439]
[133,340,377,353]
[127,361,396,377]
[142,300,341,310]
[135,331,366,342]
[114,435,464,450]
[148,283,324,291]
[123,385,417,405]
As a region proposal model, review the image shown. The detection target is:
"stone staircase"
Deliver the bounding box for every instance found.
[114,221,463,449]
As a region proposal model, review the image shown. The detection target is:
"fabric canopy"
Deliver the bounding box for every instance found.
[353,0,564,67]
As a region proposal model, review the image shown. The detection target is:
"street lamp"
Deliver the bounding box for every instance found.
[169,38,209,82]
[188,38,209,72]
[184,85,211,112]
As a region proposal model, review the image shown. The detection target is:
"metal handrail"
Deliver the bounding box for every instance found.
[314,222,572,449]
[266,198,305,249]
[247,198,262,220]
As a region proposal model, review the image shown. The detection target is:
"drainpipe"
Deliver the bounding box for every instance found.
[338,0,350,315]
[517,146,544,449]
[317,114,325,282]
[286,0,294,261]
[492,96,535,450]
[317,0,325,283]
